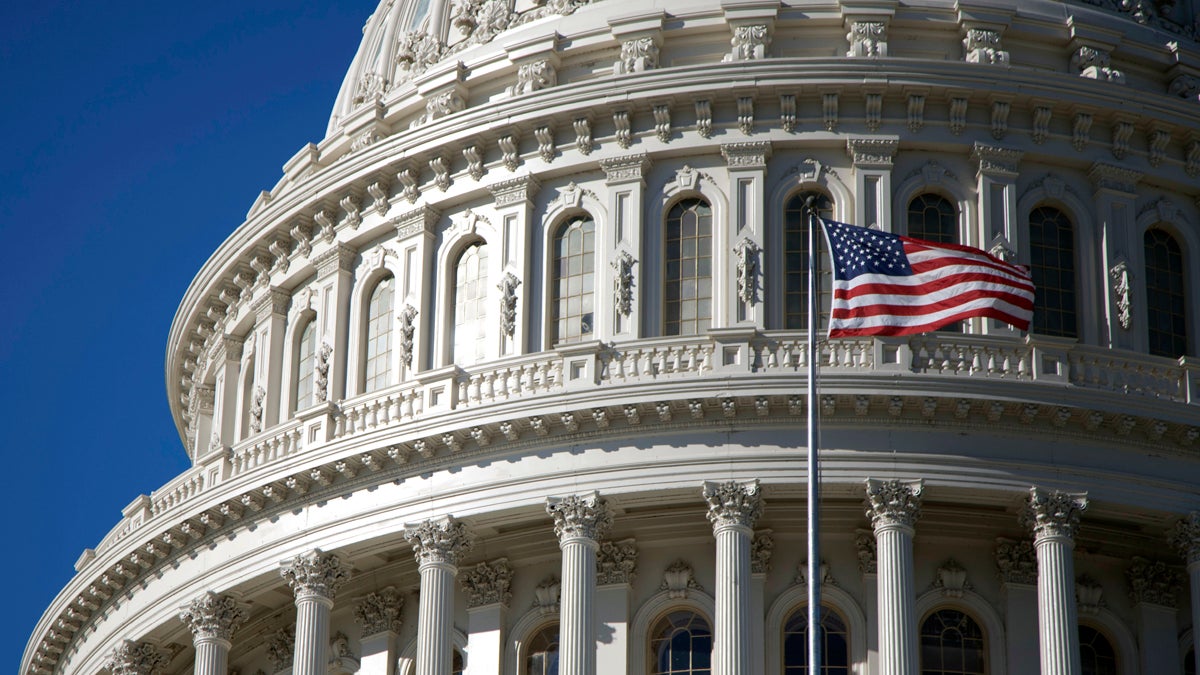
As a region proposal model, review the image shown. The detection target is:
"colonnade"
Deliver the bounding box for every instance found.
[104,485,1199,675]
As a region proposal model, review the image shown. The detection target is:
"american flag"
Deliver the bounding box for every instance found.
[819,218,1035,338]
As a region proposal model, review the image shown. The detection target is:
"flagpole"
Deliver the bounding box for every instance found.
[805,198,822,673]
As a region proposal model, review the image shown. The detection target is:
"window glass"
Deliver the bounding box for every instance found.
[783,192,833,329]
[1028,206,1078,338]
[1144,228,1188,357]
[665,199,713,336]
[1079,625,1117,675]
[365,276,394,392]
[526,623,560,675]
[295,320,316,412]
[782,605,850,674]
[907,193,957,244]
[452,242,490,364]
[650,610,712,675]
[552,217,595,344]
[919,609,986,675]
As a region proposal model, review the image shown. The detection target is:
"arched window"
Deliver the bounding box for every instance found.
[294,319,317,412]
[364,275,394,392]
[1079,625,1117,675]
[551,217,595,344]
[782,605,850,674]
[650,610,712,675]
[1028,206,1078,338]
[907,193,957,244]
[526,623,560,675]
[782,191,834,330]
[919,609,986,675]
[1144,228,1188,357]
[452,242,489,364]
[665,199,713,336]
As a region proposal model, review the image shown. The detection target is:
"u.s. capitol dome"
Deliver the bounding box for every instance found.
[23,0,1200,674]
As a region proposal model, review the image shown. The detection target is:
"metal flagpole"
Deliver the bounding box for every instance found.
[805,198,822,674]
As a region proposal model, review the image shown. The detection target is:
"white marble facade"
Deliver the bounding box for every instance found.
[23,0,1200,674]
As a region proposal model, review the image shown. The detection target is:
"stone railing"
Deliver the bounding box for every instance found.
[150,468,206,517]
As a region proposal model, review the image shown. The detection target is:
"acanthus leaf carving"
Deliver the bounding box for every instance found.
[1109,258,1131,330]
[546,491,613,542]
[508,59,556,96]
[1021,487,1088,541]
[846,21,887,57]
[733,238,760,305]
[397,304,418,369]
[280,549,352,601]
[497,272,521,338]
[460,558,513,608]
[612,250,636,317]
[617,36,659,73]
[404,516,473,567]
[178,591,248,642]
[963,28,1008,65]
[1126,556,1183,607]
[865,478,923,529]
[702,479,763,530]
[729,24,770,61]
[597,539,638,584]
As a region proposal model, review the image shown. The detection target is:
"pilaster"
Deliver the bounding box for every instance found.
[846,137,898,232]
[599,153,650,339]
[489,177,539,356]
[721,143,771,328]
[1172,513,1200,675]
[995,538,1039,675]
[212,335,244,450]
[312,243,357,400]
[460,558,512,675]
[1126,556,1183,675]
[393,206,439,375]
[596,539,636,674]
[251,287,289,429]
[355,586,404,675]
[1088,163,1143,351]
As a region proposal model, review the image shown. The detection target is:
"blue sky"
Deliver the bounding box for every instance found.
[2,1,370,665]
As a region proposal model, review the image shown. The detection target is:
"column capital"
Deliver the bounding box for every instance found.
[1022,487,1088,541]
[312,242,357,278]
[720,141,772,169]
[846,136,899,168]
[488,175,541,206]
[178,591,248,642]
[599,152,651,184]
[971,142,1022,177]
[702,479,763,530]
[266,626,295,673]
[994,537,1037,585]
[864,478,923,530]
[460,558,513,608]
[1088,162,1142,194]
[404,516,474,567]
[597,538,638,585]
[547,491,613,543]
[1170,512,1200,566]
[1126,556,1184,608]
[106,640,169,675]
[354,586,404,636]
[280,549,352,602]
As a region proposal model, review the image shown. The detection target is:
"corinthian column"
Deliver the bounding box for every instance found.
[106,640,169,675]
[1022,487,1088,675]
[405,516,474,675]
[865,478,923,675]
[701,480,763,675]
[547,492,613,675]
[280,549,352,675]
[178,592,249,675]
[1173,512,1200,675]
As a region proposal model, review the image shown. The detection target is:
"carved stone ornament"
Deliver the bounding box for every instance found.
[547,491,613,542]
[733,238,760,305]
[405,516,474,567]
[1126,556,1184,607]
[395,31,445,81]
[702,479,763,530]
[846,20,887,57]
[963,28,1008,64]
[266,626,295,672]
[280,549,352,601]
[846,137,898,167]
[452,0,514,45]
[864,478,923,529]
[397,304,418,368]
[351,587,403,637]
[1073,45,1124,83]
[497,272,521,338]
[459,558,513,608]
[855,529,877,574]
[995,538,1037,585]
[178,591,248,641]
[352,70,389,106]
[1076,574,1105,615]
[1170,73,1200,102]
[533,576,561,615]
[509,59,556,96]
[796,559,835,586]
[1171,511,1200,565]
[618,36,659,73]
[1109,259,1131,330]
[934,558,971,598]
[751,530,774,574]
[1021,487,1088,541]
[660,560,703,598]
[248,386,265,434]
[597,539,638,584]
[612,250,636,317]
[106,640,169,675]
[729,24,769,60]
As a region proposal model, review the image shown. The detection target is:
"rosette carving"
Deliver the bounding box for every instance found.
[546,491,613,542]
[702,480,763,530]
[460,558,513,608]
[178,591,248,641]
[279,549,352,601]
[864,478,923,529]
[404,516,474,567]
[597,539,638,584]
[1021,487,1088,540]
[354,586,404,636]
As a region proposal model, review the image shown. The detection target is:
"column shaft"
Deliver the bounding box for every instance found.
[293,594,333,675]
[560,537,599,675]
[193,637,231,675]
[875,524,917,675]
[417,562,457,675]
[1035,535,1081,675]
[713,524,752,675]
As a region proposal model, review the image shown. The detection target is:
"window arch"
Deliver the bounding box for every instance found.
[665,199,713,336]
[649,610,712,675]
[526,623,560,675]
[1028,206,1078,338]
[364,275,395,392]
[294,319,317,413]
[1144,228,1188,357]
[919,608,986,675]
[452,241,489,364]
[783,191,834,330]
[907,193,957,244]
[782,604,850,674]
[551,216,596,344]
[1080,624,1118,675]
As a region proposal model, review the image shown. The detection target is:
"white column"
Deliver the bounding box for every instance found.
[405,516,473,675]
[865,478,923,675]
[1173,512,1200,675]
[856,529,880,675]
[994,538,1040,675]
[280,549,352,675]
[547,492,614,675]
[596,539,637,674]
[106,640,169,675]
[1023,487,1088,675]
[179,592,248,675]
[355,586,405,675]
[702,480,763,675]
[459,559,513,675]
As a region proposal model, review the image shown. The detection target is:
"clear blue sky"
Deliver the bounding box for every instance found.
[2,1,371,666]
